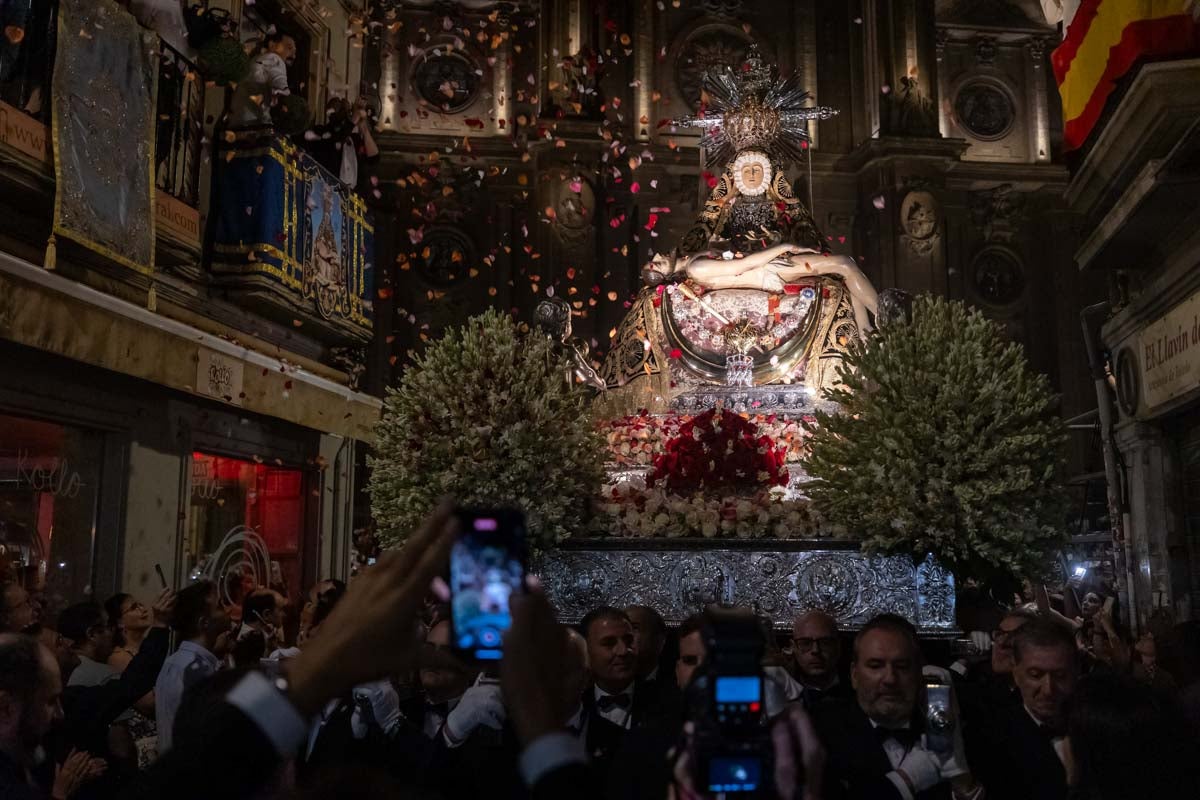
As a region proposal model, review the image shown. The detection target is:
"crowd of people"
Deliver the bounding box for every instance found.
[2,502,1199,799]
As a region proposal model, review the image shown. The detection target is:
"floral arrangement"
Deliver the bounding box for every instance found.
[368,309,604,549]
[647,407,788,494]
[803,295,1067,585]
[603,411,813,467]
[594,483,825,540]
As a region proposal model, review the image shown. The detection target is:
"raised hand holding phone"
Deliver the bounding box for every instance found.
[449,507,528,662]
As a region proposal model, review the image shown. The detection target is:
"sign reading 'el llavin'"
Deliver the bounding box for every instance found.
[1139,289,1200,411]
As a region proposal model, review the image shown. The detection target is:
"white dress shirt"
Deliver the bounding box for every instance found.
[593,683,635,730]
[154,640,220,753]
[868,718,919,800]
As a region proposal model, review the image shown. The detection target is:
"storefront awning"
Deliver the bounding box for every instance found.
[0,252,380,441]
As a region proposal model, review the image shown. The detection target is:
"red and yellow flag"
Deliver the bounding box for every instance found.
[1053,0,1200,151]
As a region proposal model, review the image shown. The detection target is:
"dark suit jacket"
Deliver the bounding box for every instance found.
[0,750,43,800]
[602,719,680,800]
[971,703,1067,800]
[581,677,680,778]
[797,677,854,712]
[57,627,170,799]
[122,702,279,800]
[380,695,526,800]
[123,696,591,800]
[811,698,951,800]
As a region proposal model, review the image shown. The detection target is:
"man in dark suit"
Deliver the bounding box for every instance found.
[813,614,983,800]
[971,616,1077,800]
[957,608,1034,774]
[792,610,852,710]
[579,605,681,775]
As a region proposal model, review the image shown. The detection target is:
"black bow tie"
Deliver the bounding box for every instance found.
[424,701,449,717]
[875,726,920,749]
[1038,721,1067,739]
[596,693,632,712]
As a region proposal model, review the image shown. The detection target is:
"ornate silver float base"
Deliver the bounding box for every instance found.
[535,540,957,636]
[671,385,841,415]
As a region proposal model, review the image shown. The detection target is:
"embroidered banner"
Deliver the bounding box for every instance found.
[50,0,158,273]
[210,135,374,340]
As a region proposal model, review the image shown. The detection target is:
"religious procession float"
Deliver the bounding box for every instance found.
[368,50,1067,635]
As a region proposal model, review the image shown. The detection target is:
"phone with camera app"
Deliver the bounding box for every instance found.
[450,507,527,661]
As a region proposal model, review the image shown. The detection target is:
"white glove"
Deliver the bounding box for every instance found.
[920,666,969,780]
[969,630,992,654]
[351,680,402,739]
[444,681,506,746]
[894,747,942,794]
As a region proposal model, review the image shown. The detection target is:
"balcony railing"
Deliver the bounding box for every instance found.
[155,39,206,208]
[0,0,56,124]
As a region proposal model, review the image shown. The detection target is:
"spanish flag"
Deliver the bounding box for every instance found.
[1053,0,1200,151]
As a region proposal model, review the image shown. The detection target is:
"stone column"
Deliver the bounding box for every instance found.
[796,0,820,148]
[1115,421,1187,629]
[1026,37,1052,163]
[634,0,655,142]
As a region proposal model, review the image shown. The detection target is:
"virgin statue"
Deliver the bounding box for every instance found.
[595,46,884,417]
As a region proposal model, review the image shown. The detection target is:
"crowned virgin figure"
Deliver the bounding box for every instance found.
[596,47,882,416]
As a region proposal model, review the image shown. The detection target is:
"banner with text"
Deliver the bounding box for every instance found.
[1139,288,1200,411]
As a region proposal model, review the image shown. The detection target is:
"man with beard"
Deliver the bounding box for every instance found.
[812,614,981,800]
[0,634,106,799]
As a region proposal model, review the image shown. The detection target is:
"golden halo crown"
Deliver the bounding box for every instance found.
[672,44,839,166]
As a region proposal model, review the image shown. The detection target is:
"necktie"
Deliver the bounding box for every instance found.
[424,700,449,717]
[875,726,920,749]
[596,693,632,712]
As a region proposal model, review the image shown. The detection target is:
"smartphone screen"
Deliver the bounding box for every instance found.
[707,755,762,793]
[450,508,527,661]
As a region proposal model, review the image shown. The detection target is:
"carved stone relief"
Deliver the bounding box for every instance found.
[412,48,482,113]
[968,183,1025,243]
[547,176,596,259]
[675,25,754,110]
[971,246,1025,308]
[974,36,998,66]
[954,81,1016,141]
[899,190,942,257]
[417,226,475,288]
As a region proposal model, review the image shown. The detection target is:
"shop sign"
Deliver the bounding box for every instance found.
[197,349,244,406]
[1139,288,1200,411]
[0,102,50,163]
[155,192,201,248]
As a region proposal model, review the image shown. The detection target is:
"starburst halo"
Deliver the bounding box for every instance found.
[673,44,840,166]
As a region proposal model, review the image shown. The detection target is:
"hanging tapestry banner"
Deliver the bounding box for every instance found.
[211,135,374,341]
[51,0,158,273]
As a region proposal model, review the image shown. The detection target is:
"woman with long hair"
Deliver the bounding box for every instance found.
[104,592,159,769]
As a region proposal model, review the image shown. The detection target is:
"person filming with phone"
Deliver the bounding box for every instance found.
[811,614,981,800]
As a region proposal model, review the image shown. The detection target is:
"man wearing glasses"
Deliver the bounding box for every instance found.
[791,610,850,710]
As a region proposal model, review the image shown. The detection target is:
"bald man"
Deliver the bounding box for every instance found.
[791,610,850,709]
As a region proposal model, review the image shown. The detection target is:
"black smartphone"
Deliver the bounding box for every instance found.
[155,563,169,590]
[450,508,527,662]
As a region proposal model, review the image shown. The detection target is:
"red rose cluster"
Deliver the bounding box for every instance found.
[647,408,788,494]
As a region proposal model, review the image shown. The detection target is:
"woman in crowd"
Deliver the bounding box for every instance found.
[104,592,159,769]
